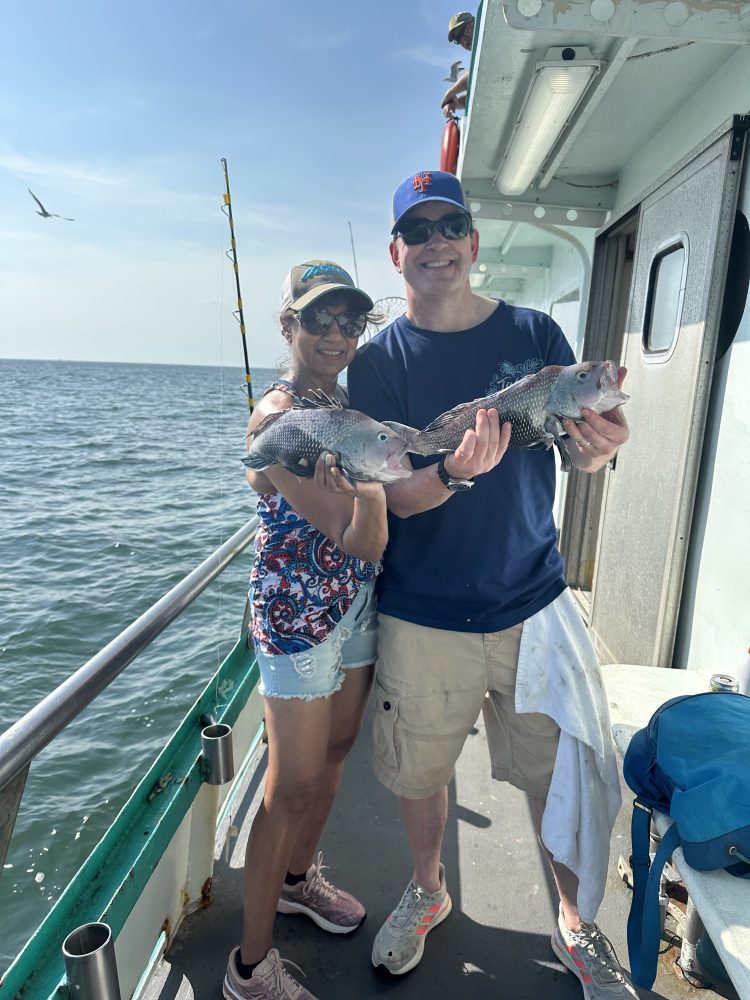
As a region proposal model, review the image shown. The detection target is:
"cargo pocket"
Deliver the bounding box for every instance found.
[373,677,400,772]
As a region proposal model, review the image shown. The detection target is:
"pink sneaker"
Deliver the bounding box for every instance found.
[277,851,365,933]
[222,947,318,1000]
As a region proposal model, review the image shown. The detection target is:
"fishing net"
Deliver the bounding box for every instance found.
[372,296,407,329]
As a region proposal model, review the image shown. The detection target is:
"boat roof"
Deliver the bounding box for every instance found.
[458,1,749,305]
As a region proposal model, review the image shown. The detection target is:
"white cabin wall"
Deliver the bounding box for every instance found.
[673,170,750,675]
[615,47,750,213]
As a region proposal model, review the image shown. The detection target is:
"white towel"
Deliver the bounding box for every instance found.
[515,588,621,922]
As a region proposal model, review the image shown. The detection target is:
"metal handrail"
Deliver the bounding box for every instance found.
[0,517,258,795]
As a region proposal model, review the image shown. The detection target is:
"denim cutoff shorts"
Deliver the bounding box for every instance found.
[255,580,378,700]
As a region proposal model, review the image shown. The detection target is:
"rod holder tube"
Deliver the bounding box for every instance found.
[62,922,121,1000]
[201,723,234,785]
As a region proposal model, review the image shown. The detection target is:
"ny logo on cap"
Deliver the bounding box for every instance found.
[412,172,432,194]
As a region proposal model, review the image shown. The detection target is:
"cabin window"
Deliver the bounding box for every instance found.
[643,244,686,357]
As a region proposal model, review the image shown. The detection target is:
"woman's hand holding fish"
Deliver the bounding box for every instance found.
[563,366,629,472]
[443,408,512,480]
[314,452,385,501]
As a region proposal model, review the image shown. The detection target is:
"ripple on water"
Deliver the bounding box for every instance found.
[0,358,275,971]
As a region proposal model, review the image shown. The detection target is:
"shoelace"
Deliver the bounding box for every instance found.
[571,924,625,984]
[390,881,427,930]
[260,952,307,998]
[301,851,338,902]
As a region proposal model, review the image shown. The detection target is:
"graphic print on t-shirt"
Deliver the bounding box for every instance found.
[486,357,544,394]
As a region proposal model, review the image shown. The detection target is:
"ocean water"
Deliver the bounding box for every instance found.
[0,358,279,972]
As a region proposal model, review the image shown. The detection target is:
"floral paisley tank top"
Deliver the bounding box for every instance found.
[249,379,380,656]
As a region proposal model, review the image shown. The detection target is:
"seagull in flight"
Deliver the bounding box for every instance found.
[28,188,74,221]
[444,61,465,82]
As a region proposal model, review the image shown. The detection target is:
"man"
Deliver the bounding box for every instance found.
[442,12,474,117]
[347,170,636,1000]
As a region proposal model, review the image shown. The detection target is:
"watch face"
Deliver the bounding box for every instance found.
[447,478,473,492]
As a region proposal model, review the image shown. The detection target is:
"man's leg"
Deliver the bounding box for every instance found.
[370,615,486,973]
[401,787,448,892]
[527,794,581,929]
[485,618,637,998]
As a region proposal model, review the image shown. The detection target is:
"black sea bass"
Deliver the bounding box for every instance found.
[413,361,629,471]
[242,394,421,484]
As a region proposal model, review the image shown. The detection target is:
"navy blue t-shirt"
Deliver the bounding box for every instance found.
[347,301,575,633]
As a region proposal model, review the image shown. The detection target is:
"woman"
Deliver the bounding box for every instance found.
[223,261,386,1000]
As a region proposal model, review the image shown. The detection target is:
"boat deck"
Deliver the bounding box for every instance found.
[143,701,738,1000]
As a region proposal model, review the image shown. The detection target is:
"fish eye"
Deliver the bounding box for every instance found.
[377,432,388,442]
[575,370,588,381]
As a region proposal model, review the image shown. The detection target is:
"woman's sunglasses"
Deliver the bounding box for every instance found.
[297,306,368,339]
[396,213,472,246]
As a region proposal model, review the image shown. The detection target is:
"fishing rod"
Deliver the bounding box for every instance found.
[347,220,360,286]
[220,157,254,413]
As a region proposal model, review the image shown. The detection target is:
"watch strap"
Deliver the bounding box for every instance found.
[437,456,474,491]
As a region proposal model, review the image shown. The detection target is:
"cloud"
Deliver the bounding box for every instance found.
[0,142,298,233]
[0,144,125,187]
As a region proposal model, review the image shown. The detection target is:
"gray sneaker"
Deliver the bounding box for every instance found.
[222,947,318,1000]
[277,852,365,933]
[371,863,452,975]
[551,908,639,998]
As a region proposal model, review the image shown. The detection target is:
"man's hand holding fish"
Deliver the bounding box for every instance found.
[440,407,512,483]
[562,365,629,471]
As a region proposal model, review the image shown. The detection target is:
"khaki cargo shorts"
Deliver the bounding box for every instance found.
[373,614,560,800]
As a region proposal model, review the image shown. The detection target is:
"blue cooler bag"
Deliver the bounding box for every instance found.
[623,691,750,989]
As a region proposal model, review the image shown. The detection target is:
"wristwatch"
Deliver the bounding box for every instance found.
[436,456,474,492]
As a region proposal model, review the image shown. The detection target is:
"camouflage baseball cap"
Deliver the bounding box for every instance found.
[280,260,374,313]
[448,11,474,42]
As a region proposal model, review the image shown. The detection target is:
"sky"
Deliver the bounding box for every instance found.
[0,0,471,368]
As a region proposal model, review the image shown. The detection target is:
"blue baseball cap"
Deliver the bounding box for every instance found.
[391,170,469,235]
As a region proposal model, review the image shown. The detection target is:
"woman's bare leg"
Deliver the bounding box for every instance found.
[239,665,373,964]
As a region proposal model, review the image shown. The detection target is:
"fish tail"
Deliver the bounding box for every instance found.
[381,420,439,456]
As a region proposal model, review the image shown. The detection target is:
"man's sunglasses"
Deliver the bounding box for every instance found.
[452,24,470,44]
[297,306,368,339]
[396,213,472,246]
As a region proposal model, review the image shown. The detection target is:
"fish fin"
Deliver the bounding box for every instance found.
[241,452,273,471]
[293,389,343,410]
[543,415,572,473]
[284,460,317,478]
[247,410,286,441]
[242,454,317,478]
[420,398,483,433]
[420,445,454,455]
[336,464,359,488]
[555,440,573,473]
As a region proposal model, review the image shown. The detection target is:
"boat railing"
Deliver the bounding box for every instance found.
[0,515,259,874]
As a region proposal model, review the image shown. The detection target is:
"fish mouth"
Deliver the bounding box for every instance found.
[385,441,411,475]
[598,361,617,391]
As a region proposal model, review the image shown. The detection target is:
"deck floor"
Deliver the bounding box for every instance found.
[144,702,738,1000]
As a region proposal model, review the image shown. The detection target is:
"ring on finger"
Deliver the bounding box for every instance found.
[578,438,591,449]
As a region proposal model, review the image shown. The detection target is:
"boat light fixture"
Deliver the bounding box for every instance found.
[495,47,601,197]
